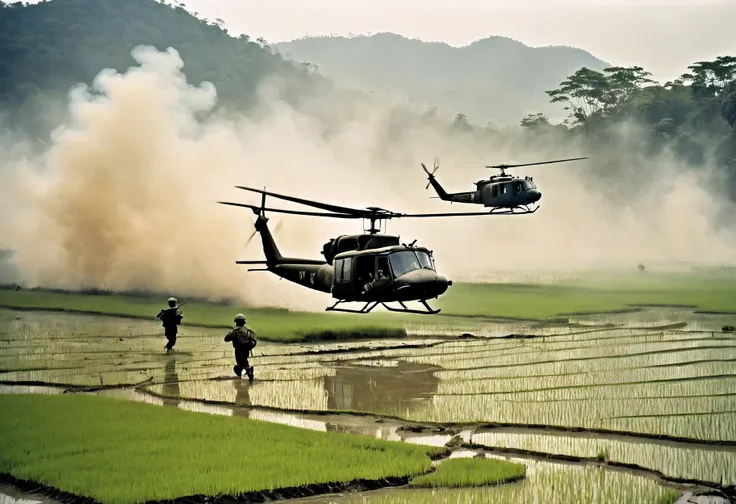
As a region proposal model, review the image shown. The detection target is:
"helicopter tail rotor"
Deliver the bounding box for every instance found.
[421,159,440,189]
[245,218,282,247]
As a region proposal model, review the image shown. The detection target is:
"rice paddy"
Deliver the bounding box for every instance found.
[287,458,683,504]
[0,394,445,504]
[409,458,526,488]
[1,272,735,503]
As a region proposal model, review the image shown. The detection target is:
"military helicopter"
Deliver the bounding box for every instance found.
[421,156,589,214]
[218,185,513,315]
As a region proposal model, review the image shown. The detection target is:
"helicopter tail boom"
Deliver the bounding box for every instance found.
[422,162,478,204]
[241,212,332,292]
[253,213,284,265]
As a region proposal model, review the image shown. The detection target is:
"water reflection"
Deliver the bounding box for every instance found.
[160,357,181,408]
[232,378,251,407]
[324,361,440,416]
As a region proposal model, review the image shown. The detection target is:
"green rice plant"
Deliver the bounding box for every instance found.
[472,430,736,487]
[409,458,525,488]
[289,458,681,503]
[0,394,445,504]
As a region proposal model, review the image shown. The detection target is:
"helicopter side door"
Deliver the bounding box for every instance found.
[496,182,514,206]
[332,257,353,300]
[482,182,514,207]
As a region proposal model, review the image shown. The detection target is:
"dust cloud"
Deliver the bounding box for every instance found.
[0,45,734,310]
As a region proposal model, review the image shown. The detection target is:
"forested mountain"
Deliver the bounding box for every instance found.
[0,0,328,136]
[275,33,610,125]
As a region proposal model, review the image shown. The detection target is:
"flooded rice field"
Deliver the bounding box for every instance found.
[2,307,736,503]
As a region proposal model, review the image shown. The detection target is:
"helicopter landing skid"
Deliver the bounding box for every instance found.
[488,205,540,215]
[325,299,440,315]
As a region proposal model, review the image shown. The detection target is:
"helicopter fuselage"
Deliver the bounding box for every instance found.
[261,242,450,303]
[428,174,541,209]
[476,176,542,208]
[239,214,451,313]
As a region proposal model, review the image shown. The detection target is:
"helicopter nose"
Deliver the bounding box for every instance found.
[529,190,542,203]
[396,270,450,299]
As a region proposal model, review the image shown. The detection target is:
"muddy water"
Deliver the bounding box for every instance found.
[0,485,61,504]
[2,308,736,502]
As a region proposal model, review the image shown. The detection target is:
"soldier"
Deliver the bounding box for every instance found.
[224,313,257,382]
[156,296,183,352]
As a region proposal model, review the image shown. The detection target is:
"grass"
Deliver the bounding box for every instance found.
[0,394,447,504]
[0,288,407,343]
[436,271,736,318]
[409,458,526,488]
[2,268,735,341]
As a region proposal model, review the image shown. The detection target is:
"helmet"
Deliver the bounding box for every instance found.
[168,297,177,303]
[234,313,246,322]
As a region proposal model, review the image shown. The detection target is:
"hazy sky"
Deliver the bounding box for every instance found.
[181,0,735,83]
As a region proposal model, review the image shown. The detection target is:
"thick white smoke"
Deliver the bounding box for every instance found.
[0,46,734,309]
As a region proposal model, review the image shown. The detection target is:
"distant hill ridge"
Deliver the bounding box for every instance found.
[275,32,611,124]
[0,0,328,136]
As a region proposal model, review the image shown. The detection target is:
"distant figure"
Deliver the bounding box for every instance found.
[224,313,257,382]
[156,296,183,352]
[638,264,646,273]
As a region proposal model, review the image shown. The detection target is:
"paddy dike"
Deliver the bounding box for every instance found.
[2,307,736,503]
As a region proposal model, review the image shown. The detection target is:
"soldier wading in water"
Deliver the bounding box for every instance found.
[156,297,183,352]
[224,313,257,382]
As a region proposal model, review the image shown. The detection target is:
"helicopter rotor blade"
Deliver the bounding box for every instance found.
[485,156,589,169]
[421,161,440,189]
[218,201,361,219]
[235,186,368,217]
[421,163,431,189]
[397,210,529,218]
[245,228,258,247]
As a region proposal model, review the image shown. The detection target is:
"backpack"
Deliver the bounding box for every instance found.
[235,327,256,350]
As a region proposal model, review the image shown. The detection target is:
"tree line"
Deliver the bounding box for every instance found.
[449,57,736,201]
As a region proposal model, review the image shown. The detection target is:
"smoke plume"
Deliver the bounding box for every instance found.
[0,46,734,309]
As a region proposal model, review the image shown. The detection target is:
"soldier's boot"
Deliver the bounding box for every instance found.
[233,365,242,378]
[246,366,254,383]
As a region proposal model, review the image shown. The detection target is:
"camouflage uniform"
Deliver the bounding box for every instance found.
[224,313,257,382]
[157,297,183,352]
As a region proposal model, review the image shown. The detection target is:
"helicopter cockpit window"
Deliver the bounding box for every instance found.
[416,251,435,270]
[389,251,422,278]
[524,179,537,190]
[514,181,525,194]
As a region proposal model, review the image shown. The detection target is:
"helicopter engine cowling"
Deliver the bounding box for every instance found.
[321,234,400,264]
